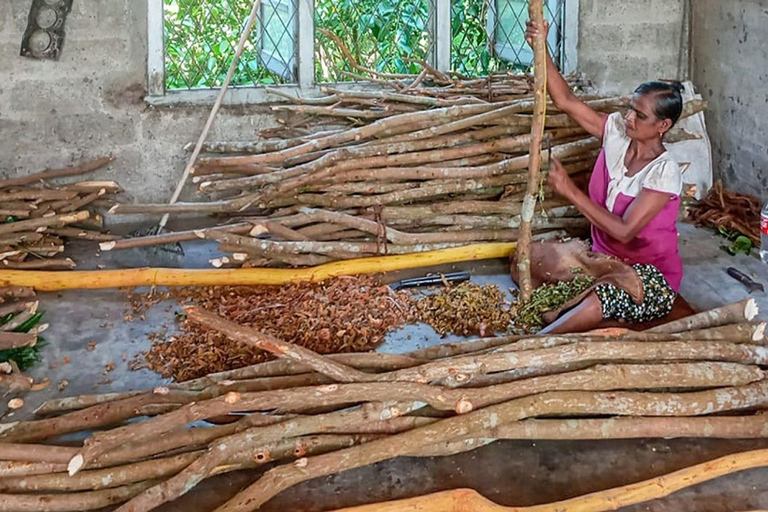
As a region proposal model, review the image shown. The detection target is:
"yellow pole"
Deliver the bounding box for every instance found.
[0,243,515,291]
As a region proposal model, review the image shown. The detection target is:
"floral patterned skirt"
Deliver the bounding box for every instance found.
[595,263,676,323]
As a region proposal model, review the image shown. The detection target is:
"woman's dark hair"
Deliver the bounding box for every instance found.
[634,81,684,126]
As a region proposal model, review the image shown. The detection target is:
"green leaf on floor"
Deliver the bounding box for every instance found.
[716,226,754,256]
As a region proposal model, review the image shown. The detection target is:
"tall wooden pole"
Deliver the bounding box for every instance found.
[516,0,547,303]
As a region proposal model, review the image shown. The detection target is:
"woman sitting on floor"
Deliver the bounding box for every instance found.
[525,19,684,334]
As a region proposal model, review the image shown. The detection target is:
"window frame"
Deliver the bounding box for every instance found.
[145,0,578,106]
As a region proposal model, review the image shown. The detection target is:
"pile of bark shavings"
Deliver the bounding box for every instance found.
[415,282,515,337]
[138,276,418,382]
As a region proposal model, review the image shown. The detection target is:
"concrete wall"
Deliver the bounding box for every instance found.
[0,0,689,221]
[691,0,768,196]
[578,0,688,94]
[0,0,279,211]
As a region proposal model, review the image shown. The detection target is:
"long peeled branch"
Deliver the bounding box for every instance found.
[649,298,759,333]
[0,211,90,236]
[0,332,37,350]
[2,259,76,271]
[484,415,768,441]
[516,0,547,303]
[99,223,252,252]
[108,401,423,511]
[212,381,768,512]
[62,362,766,468]
[382,341,768,384]
[208,103,506,167]
[0,444,79,464]
[0,157,114,190]
[0,481,153,512]
[184,307,373,382]
[0,452,200,493]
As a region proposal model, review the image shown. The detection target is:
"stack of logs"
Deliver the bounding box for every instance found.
[0,298,765,511]
[0,157,120,270]
[0,286,45,396]
[104,73,705,268]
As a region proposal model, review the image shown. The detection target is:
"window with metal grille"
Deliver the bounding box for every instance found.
[453,0,565,76]
[149,0,575,101]
[163,0,298,90]
[314,0,436,83]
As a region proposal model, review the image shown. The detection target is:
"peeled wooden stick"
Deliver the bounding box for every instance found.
[0,390,199,443]
[0,332,37,351]
[64,180,121,193]
[47,228,118,242]
[0,452,201,492]
[2,258,76,270]
[516,0,548,303]
[326,448,768,512]
[649,298,759,333]
[31,353,421,417]
[0,461,67,477]
[213,381,768,512]
[0,481,153,512]
[99,223,252,252]
[484,415,768,441]
[0,233,44,246]
[0,287,36,300]
[0,211,89,236]
[382,341,768,384]
[0,444,78,464]
[0,157,114,190]
[66,362,767,466]
[203,102,503,168]
[185,307,373,382]
[0,301,35,319]
[108,401,422,511]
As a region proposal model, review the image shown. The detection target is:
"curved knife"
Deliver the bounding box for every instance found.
[726,267,765,294]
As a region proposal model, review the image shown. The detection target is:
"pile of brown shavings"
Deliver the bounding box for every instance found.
[140,275,417,381]
[415,281,514,337]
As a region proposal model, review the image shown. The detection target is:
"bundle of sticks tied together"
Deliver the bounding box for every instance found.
[105,72,705,269]
[0,298,765,512]
[0,157,120,270]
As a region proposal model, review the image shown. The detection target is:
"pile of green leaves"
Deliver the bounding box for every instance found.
[0,310,46,371]
[512,276,596,333]
[716,226,754,256]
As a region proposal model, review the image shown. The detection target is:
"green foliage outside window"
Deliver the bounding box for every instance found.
[164,0,543,91]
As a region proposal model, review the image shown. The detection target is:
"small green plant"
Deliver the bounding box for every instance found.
[717,226,754,256]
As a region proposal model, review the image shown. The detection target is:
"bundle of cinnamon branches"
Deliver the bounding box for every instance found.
[0,298,765,511]
[105,75,705,268]
[0,157,121,270]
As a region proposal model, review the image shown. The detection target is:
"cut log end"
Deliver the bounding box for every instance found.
[746,298,759,321]
[68,454,84,476]
[100,241,117,251]
[754,322,767,343]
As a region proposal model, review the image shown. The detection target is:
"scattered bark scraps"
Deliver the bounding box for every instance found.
[124,289,172,322]
[415,282,514,337]
[688,180,761,245]
[141,276,417,382]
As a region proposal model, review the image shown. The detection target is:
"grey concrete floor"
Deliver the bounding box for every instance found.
[2,223,768,511]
